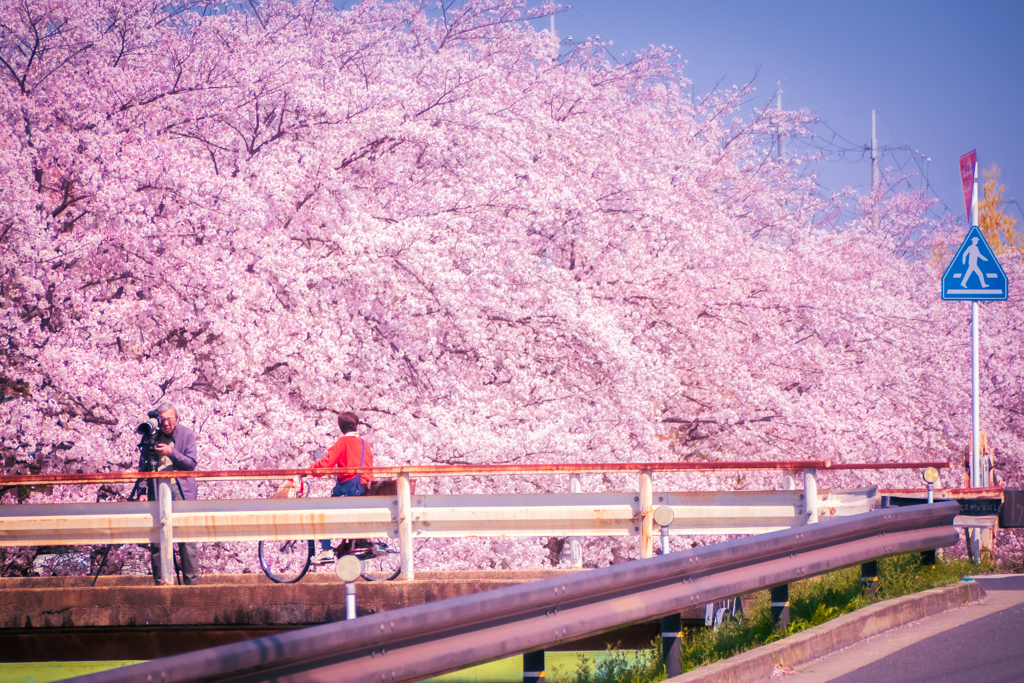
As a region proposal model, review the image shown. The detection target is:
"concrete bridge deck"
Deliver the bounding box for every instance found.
[2,571,723,662]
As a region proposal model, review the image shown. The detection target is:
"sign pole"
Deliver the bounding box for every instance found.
[972,301,980,488]
[970,168,980,489]
[947,151,1008,562]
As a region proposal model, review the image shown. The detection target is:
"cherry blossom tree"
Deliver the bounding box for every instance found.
[2,0,1021,572]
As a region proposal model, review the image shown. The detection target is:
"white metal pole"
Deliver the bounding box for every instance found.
[397,473,414,580]
[803,469,818,524]
[639,470,654,559]
[157,480,174,585]
[971,166,980,489]
[569,473,582,568]
[346,582,357,620]
[972,302,981,488]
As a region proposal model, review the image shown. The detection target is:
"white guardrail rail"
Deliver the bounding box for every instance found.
[0,483,877,579]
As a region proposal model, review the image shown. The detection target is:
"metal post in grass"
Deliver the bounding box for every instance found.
[654,505,683,677]
[523,650,545,683]
[660,613,683,678]
[860,560,879,597]
[770,584,790,630]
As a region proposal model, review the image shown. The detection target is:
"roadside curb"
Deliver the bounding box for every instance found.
[665,580,986,683]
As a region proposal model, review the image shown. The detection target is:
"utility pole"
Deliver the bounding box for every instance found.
[870,110,879,230]
[870,109,878,194]
[777,81,784,159]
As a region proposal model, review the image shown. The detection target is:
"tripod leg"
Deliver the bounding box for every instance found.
[173,545,182,585]
[91,546,112,587]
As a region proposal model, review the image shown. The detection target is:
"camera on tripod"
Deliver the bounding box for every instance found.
[135,410,162,473]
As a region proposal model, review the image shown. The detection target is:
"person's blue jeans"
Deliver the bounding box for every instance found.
[320,477,364,551]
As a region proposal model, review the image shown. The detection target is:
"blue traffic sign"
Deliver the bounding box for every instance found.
[941,226,1008,301]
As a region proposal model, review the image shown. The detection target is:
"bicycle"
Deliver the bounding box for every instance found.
[257,477,402,584]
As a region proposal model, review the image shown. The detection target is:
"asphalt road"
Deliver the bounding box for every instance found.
[773,575,1024,683]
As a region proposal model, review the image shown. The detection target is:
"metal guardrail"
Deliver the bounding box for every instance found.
[66,501,961,683]
[2,460,950,580]
[0,486,878,579]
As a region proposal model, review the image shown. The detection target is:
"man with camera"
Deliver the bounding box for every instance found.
[147,402,200,585]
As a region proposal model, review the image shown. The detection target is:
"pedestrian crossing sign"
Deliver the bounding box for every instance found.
[941,226,1008,301]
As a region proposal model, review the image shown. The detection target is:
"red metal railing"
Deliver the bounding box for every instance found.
[881,486,1003,498]
[0,460,953,487]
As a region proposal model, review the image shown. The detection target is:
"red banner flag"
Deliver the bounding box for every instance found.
[960,150,977,220]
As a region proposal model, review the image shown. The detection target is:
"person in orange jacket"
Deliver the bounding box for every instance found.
[311,411,374,564]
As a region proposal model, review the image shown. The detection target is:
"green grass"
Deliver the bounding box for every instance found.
[556,553,995,682]
[556,646,666,683]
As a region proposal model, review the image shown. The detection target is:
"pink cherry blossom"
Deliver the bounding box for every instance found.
[2,0,1021,573]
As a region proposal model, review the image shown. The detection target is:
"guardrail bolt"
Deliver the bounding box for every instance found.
[770,585,790,630]
[860,560,879,597]
[523,650,545,683]
[661,613,682,677]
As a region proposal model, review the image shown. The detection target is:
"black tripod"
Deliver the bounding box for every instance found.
[91,435,181,586]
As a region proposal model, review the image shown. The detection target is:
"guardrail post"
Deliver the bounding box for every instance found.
[803,468,818,524]
[661,613,682,677]
[523,649,545,683]
[157,479,174,585]
[770,585,790,630]
[397,472,414,580]
[860,560,879,596]
[569,473,582,568]
[783,471,795,490]
[639,469,653,559]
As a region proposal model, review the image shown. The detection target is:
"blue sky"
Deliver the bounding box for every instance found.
[532,1,1023,229]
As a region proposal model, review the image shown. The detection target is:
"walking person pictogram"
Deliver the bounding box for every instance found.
[960,237,989,289]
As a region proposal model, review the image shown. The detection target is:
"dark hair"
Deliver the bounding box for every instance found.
[337,411,360,433]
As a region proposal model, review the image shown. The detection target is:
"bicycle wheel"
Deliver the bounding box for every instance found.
[259,539,314,583]
[358,538,402,581]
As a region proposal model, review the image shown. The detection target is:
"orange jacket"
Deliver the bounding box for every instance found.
[312,434,374,485]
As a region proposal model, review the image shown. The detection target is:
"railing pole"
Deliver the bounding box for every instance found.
[803,468,819,524]
[639,469,653,559]
[783,471,795,490]
[569,473,582,568]
[157,480,174,585]
[397,472,414,580]
[523,649,545,683]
